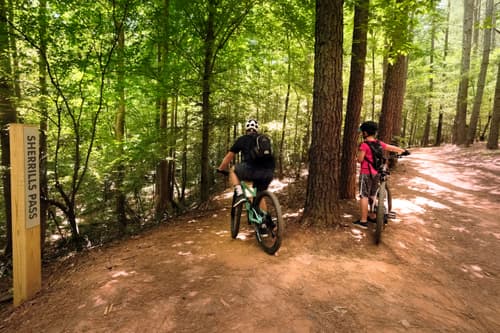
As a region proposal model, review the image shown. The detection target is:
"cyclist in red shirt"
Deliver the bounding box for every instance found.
[353,121,409,229]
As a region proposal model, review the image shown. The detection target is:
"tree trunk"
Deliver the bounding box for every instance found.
[486,61,500,149]
[155,0,171,219]
[340,0,369,200]
[0,0,17,255]
[454,0,474,145]
[391,56,408,146]
[467,0,494,146]
[114,14,127,232]
[435,107,444,146]
[293,96,301,179]
[303,0,343,227]
[38,0,48,255]
[436,0,450,147]
[278,35,291,180]
[422,0,436,147]
[7,0,19,100]
[199,0,215,203]
[379,54,408,145]
[181,109,188,201]
[167,94,178,204]
[472,0,481,55]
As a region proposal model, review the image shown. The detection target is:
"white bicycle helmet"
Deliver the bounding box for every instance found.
[245,119,259,132]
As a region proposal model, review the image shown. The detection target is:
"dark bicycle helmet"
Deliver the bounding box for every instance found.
[360,121,378,135]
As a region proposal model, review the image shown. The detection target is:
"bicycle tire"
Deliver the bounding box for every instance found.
[230,194,242,239]
[386,185,392,214]
[253,190,284,255]
[374,182,387,245]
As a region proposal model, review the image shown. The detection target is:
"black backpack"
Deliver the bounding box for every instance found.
[250,134,273,161]
[364,140,385,173]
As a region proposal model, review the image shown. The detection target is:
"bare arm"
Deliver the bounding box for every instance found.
[217,151,235,171]
[357,149,365,163]
[384,144,406,154]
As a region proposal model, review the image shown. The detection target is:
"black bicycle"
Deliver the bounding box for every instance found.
[370,152,408,244]
[217,170,284,255]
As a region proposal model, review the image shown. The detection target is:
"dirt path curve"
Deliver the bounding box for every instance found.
[1,144,499,332]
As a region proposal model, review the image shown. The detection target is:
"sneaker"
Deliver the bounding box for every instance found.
[233,194,246,207]
[353,220,368,229]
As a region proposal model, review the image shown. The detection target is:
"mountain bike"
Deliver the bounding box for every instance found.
[217,170,284,255]
[370,152,408,244]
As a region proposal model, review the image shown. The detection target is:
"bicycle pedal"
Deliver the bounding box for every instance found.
[387,211,396,219]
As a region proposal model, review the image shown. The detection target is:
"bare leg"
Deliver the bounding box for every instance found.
[229,169,240,188]
[360,197,369,222]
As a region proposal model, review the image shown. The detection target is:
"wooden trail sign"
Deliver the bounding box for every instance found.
[9,124,41,306]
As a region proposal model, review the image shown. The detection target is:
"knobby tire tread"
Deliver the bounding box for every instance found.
[375,183,386,245]
[230,197,242,239]
[254,190,284,255]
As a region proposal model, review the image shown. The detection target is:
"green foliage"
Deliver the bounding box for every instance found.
[0,0,496,252]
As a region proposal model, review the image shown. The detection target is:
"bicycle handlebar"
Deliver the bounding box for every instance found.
[216,169,229,176]
[390,149,410,159]
[399,149,411,157]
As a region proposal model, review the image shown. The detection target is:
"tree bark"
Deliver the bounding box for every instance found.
[303,0,343,227]
[467,0,494,145]
[114,12,127,232]
[199,0,215,203]
[155,0,171,220]
[454,0,474,145]
[340,0,369,200]
[278,34,291,180]
[435,107,444,146]
[0,0,17,255]
[38,0,48,255]
[379,54,408,145]
[486,61,500,149]
[422,0,436,147]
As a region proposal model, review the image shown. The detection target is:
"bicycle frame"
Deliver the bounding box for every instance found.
[218,168,284,254]
[239,181,264,227]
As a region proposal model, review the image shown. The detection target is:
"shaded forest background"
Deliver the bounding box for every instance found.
[0,0,498,263]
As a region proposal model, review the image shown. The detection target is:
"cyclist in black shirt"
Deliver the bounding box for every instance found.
[217,119,275,206]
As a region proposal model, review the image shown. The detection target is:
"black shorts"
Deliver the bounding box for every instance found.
[234,162,274,192]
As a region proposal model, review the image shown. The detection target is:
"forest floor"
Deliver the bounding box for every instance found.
[0,144,499,332]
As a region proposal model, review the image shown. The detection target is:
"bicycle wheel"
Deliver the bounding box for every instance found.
[386,185,393,215]
[253,190,284,255]
[374,182,388,244]
[230,193,242,239]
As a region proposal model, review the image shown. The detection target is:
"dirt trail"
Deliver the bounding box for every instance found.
[1,144,499,332]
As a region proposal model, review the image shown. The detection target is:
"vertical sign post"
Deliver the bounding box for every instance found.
[9,124,41,306]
